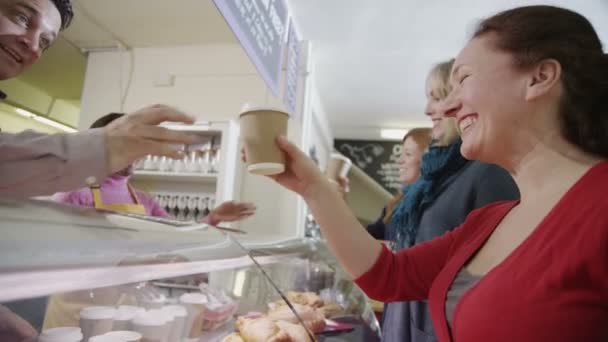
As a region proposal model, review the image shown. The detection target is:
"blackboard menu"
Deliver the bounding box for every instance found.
[213,0,288,96]
[335,139,403,193]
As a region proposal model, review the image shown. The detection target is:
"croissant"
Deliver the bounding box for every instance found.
[286,291,324,308]
[236,316,291,342]
[267,303,326,333]
[275,320,312,342]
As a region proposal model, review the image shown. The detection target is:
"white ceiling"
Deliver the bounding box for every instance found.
[33,0,608,139]
[287,0,608,139]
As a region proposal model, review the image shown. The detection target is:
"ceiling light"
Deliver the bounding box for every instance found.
[14,107,77,133]
[380,128,409,140]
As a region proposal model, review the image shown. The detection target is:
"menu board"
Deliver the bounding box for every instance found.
[213,0,289,96]
[283,18,300,116]
[335,139,403,193]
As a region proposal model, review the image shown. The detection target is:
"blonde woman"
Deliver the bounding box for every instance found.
[374,60,519,342]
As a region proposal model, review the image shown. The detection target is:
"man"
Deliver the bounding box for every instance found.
[0,0,199,197]
[0,1,212,340]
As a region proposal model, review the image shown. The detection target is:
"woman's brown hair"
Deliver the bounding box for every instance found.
[383,127,432,224]
[474,5,608,157]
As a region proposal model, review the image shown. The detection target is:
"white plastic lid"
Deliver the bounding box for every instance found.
[132,311,166,327]
[39,327,83,342]
[148,309,175,323]
[103,331,143,340]
[179,292,208,304]
[79,306,116,320]
[162,305,188,317]
[238,103,289,117]
[114,306,145,321]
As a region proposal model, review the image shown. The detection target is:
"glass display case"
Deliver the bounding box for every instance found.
[0,198,380,341]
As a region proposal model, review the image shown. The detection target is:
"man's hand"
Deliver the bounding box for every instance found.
[204,201,257,225]
[0,306,36,342]
[104,104,200,174]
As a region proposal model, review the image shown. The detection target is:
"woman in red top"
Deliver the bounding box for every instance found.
[250,5,608,342]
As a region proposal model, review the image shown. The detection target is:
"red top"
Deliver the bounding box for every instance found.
[355,162,608,341]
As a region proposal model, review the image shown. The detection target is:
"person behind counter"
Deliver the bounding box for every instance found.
[365,127,432,240]
[0,0,200,198]
[54,113,257,224]
[252,5,608,341]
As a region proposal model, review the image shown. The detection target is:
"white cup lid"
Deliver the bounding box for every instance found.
[80,306,116,320]
[132,311,167,327]
[114,306,145,320]
[179,292,208,304]
[89,336,122,342]
[162,305,188,317]
[39,327,83,342]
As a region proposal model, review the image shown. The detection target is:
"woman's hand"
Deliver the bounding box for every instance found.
[266,136,328,199]
[205,201,256,225]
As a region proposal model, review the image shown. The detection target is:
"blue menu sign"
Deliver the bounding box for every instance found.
[283,18,300,116]
[213,0,288,96]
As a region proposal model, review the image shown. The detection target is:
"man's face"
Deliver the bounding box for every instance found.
[0,0,61,80]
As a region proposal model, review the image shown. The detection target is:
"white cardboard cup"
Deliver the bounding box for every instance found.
[132,312,169,342]
[113,306,145,331]
[179,293,208,339]
[80,306,116,342]
[162,305,187,342]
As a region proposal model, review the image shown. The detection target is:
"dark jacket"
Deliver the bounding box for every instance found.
[380,161,519,342]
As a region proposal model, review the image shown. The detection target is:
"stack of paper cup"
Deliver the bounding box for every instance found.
[239,105,290,176]
[103,330,143,342]
[88,335,123,342]
[161,305,188,342]
[113,306,145,331]
[79,306,116,342]
[38,327,83,342]
[179,292,208,342]
[132,311,170,342]
[147,309,175,342]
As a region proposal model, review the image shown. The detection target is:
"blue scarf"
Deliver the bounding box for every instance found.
[388,139,468,250]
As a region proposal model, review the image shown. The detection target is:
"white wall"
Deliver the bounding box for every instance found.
[80,43,333,243]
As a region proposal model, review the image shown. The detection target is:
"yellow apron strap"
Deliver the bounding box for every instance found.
[90,184,147,215]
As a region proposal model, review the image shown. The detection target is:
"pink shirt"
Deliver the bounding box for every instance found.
[53,174,169,218]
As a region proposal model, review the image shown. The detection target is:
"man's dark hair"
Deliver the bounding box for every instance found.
[90,113,124,129]
[50,0,73,30]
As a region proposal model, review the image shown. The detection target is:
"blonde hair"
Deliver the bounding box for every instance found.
[426,59,455,99]
[382,127,433,224]
[427,59,460,146]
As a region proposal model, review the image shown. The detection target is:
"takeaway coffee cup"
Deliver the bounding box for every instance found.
[79,306,116,342]
[326,153,352,181]
[239,105,289,175]
[132,311,170,342]
[38,327,83,342]
[161,305,188,342]
[113,306,145,331]
[179,293,208,341]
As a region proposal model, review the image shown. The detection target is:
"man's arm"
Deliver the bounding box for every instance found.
[0,129,108,197]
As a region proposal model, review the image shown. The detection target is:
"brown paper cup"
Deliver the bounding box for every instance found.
[239,107,289,175]
[326,153,352,181]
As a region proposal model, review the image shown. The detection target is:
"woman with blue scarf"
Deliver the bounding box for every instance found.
[379,60,520,342]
